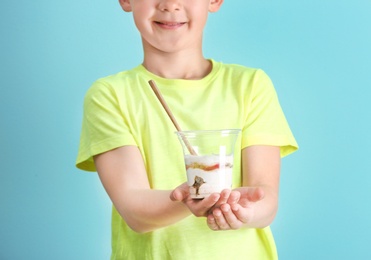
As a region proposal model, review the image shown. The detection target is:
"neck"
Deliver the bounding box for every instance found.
[142,50,212,80]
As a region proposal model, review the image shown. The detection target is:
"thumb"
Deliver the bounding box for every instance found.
[247,187,265,202]
[170,189,183,201]
[170,183,189,202]
[235,187,265,206]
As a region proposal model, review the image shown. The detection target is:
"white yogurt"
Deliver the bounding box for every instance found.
[184,154,234,199]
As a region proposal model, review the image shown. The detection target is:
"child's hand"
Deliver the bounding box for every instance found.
[170,183,222,217]
[206,187,265,231]
[207,189,241,214]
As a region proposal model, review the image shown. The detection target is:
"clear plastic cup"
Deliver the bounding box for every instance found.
[175,129,241,199]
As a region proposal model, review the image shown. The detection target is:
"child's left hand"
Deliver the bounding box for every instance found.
[206,187,265,231]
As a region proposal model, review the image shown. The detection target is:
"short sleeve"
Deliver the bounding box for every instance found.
[242,70,298,157]
[76,81,137,171]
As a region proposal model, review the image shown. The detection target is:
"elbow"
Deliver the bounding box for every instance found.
[256,217,276,229]
[121,214,158,234]
[254,206,278,229]
[114,206,160,234]
[127,223,153,234]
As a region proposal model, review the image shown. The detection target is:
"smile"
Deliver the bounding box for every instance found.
[155,21,186,29]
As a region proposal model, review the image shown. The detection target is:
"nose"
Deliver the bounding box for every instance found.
[158,0,181,12]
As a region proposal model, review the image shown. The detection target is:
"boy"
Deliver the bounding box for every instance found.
[76,0,298,259]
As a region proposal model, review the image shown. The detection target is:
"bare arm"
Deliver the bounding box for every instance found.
[94,146,222,233]
[94,146,190,233]
[207,145,281,230]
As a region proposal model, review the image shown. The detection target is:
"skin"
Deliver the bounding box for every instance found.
[94,0,281,233]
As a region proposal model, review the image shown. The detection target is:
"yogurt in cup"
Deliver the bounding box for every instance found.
[176,129,241,199]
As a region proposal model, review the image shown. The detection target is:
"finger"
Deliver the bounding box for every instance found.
[207,189,231,214]
[188,193,220,217]
[213,207,230,230]
[200,193,220,208]
[231,204,250,223]
[227,190,240,208]
[207,214,219,231]
[214,189,231,208]
[220,203,242,230]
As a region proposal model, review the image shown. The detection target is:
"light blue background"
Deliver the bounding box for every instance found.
[1,0,370,259]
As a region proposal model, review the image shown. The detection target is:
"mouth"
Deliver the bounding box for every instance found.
[154,21,186,29]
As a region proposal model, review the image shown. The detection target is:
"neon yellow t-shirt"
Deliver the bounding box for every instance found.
[76,60,298,259]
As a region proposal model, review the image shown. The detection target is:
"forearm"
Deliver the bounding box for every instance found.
[113,188,191,233]
[94,146,192,233]
[241,146,281,228]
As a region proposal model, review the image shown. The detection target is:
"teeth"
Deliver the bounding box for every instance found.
[158,22,182,26]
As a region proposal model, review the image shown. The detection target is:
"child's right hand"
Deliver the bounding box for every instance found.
[170,183,224,217]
